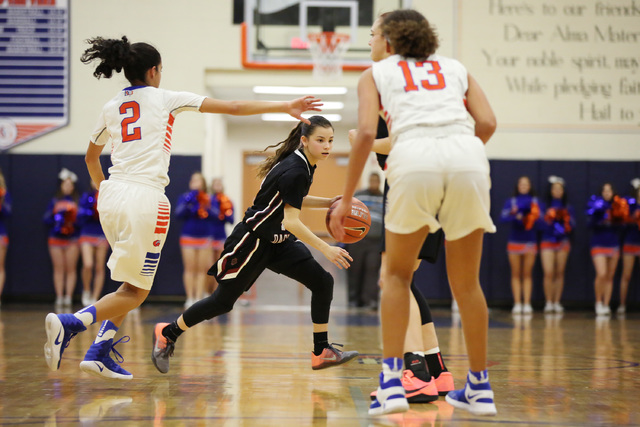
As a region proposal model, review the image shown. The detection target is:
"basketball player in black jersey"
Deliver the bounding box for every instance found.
[151,116,357,373]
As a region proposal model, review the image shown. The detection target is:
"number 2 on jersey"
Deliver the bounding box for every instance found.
[398,60,446,92]
[120,101,141,142]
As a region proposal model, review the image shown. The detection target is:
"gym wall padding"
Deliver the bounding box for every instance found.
[414,160,640,308]
[0,154,201,302]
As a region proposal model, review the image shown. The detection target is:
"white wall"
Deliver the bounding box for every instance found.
[9,0,639,206]
[11,0,235,155]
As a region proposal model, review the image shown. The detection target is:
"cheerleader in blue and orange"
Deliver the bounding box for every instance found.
[78,180,109,306]
[0,168,11,307]
[43,168,81,308]
[540,176,575,314]
[586,182,628,316]
[207,177,234,295]
[501,176,543,315]
[176,172,217,308]
[619,178,640,315]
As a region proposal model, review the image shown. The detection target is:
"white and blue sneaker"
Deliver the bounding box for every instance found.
[369,357,409,416]
[79,336,133,380]
[44,313,87,371]
[445,370,497,416]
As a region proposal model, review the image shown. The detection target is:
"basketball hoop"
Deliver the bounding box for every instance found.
[307,32,350,81]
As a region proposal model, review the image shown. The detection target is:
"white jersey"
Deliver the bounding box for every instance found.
[371,54,472,137]
[90,86,205,189]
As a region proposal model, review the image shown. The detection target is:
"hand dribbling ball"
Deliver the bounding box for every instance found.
[326,198,371,243]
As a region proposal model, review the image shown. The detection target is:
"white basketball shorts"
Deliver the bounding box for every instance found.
[385,128,496,241]
[98,179,170,290]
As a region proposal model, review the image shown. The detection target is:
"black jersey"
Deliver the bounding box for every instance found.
[243,149,316,243]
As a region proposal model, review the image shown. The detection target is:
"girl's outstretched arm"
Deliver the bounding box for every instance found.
[199,96,322,124]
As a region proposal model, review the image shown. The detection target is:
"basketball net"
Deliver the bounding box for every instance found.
[307,32,350,81]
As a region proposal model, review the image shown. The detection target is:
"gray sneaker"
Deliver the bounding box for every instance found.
[151,323,175,374]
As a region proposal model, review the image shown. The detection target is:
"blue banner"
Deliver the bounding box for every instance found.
[0,0,69,150]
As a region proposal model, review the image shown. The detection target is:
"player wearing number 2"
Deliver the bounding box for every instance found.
[329,10,497,416]
[43,36,322,380]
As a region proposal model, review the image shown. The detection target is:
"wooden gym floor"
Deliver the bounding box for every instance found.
[0,265,639,426]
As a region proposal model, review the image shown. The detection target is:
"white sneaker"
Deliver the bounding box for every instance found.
[596,302,610,316]
[82,291,92,307]
[544,302,554,313]
[523,304,533,314]
[445,370,497,416]
[617,305,626,315]
[54,297,63,307]
[79,337,133,380]
[554,302,564,313]
[369,359,408,416]
[63,295,72,306]
[512,303,523,314]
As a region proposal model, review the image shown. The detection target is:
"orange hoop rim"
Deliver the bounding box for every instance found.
[307,31,350,50]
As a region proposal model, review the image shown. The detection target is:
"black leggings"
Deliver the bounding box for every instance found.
[410,275,433,325]
[183,257,334,327]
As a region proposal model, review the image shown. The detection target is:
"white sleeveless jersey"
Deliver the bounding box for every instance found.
[371,54,472,136]
[90,86,205,189]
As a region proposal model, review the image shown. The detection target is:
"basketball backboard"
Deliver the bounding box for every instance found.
[240,0,408,71]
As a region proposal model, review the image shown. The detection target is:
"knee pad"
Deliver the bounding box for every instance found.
[308,269,334,304]
[183,286,240,325]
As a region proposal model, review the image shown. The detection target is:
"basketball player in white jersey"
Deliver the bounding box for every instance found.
[329,10,497,416]
[43,36,322,380]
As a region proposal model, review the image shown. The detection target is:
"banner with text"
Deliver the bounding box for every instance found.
[458,0,640,131]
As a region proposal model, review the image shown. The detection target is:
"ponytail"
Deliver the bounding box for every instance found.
[256,115,333,179]
[256,123,304,179]
[81,36,161,85]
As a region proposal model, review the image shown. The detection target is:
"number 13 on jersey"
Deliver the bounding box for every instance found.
[398,60,446,92]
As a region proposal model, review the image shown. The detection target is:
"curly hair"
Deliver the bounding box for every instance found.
[80,36,161,84]
[381,9,439,60]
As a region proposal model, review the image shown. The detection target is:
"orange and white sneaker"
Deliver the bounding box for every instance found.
[434,371,455,396]
[371,369,439,403]
[402,370,439,403]
[311,343,358,370]
[151,323,175,374]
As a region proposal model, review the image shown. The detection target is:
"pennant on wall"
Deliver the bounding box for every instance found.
[0,0,69,151]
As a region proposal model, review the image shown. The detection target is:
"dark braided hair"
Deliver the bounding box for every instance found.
[381,9,439,60]
[80,36,161,84]
[256,116,333,179]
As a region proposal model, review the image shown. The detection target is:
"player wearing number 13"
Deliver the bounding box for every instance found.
[329,10,497,416]
[43,36,322,380]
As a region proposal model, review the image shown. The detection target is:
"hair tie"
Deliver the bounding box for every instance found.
[58,168,78,183]
[548,175,565,185]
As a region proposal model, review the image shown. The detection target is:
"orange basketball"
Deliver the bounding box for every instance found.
[326,198,371,244]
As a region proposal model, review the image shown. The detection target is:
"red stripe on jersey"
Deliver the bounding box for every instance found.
[163,114,175,154]
[155,227,168,234]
